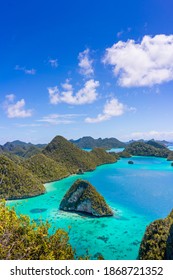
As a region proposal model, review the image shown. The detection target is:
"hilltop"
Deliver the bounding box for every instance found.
[0,135,118,200]
[0,140,46,158]
[43,135,117,174]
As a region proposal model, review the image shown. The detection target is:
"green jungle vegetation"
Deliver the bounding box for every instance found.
[124,141,170,158]
[0,135,117,200]
[60,179,113,217]
[90,147,119,165]
[70,136,126,149]
[0,201,75,260]
[117,150,131,158]
[24,153,70,183]
[0,155,45,200]
[1,135,173,259]
[0,140,45,158]
[139,210,173,260]
[43,136,117,174]
[146,140,167,149]
[0,137,172,201]
[167,151,173,161]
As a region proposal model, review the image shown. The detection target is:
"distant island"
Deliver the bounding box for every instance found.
[70,136,126,149]
[121,140,173,159]
[60,179,113,217]
[0,140,46,158]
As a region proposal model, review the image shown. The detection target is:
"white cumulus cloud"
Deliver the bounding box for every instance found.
[130,130,173,141]
[5,94,15,102]
[85,98,126,123]
[103,34,173,87]
[48,79,99,105]
[37,113,84,125]
[78,48,94,76]
[4,95,32,118]
[48,59,58,68]
[15,65,36,75]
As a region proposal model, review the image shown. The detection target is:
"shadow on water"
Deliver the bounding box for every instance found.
[30,208,47,213]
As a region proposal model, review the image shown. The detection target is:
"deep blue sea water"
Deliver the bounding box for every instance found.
[8,156,173,260]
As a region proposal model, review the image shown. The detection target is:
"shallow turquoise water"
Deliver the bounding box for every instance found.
[82,148,92,152]
[82,148,125,153]
[8,156,173,260]
[107,148,124,153]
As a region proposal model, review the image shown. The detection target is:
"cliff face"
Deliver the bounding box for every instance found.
[59,179,113,217]
[139,210,173,260]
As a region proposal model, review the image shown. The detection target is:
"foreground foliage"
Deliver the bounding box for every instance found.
[139,210,173,260]
[0,201,75,260]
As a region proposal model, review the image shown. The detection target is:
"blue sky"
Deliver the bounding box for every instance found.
[1,0,173,144]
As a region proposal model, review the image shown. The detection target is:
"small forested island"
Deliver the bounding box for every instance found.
[60,179,113,217]
[122,140,171,158]
[128,160,134,164]
[139,210,173,260]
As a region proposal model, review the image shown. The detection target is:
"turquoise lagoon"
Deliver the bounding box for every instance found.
[82,148,125,153]
[8,156,173,260]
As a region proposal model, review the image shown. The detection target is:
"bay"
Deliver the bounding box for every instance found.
[8,156,173,260]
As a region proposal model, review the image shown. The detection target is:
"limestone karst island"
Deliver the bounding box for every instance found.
[60,179,113,217]
[1,0,173,262]
[1,135,173,259]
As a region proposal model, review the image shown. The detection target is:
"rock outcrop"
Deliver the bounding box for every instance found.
[59,179,113,217]
[128,160,134,164]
